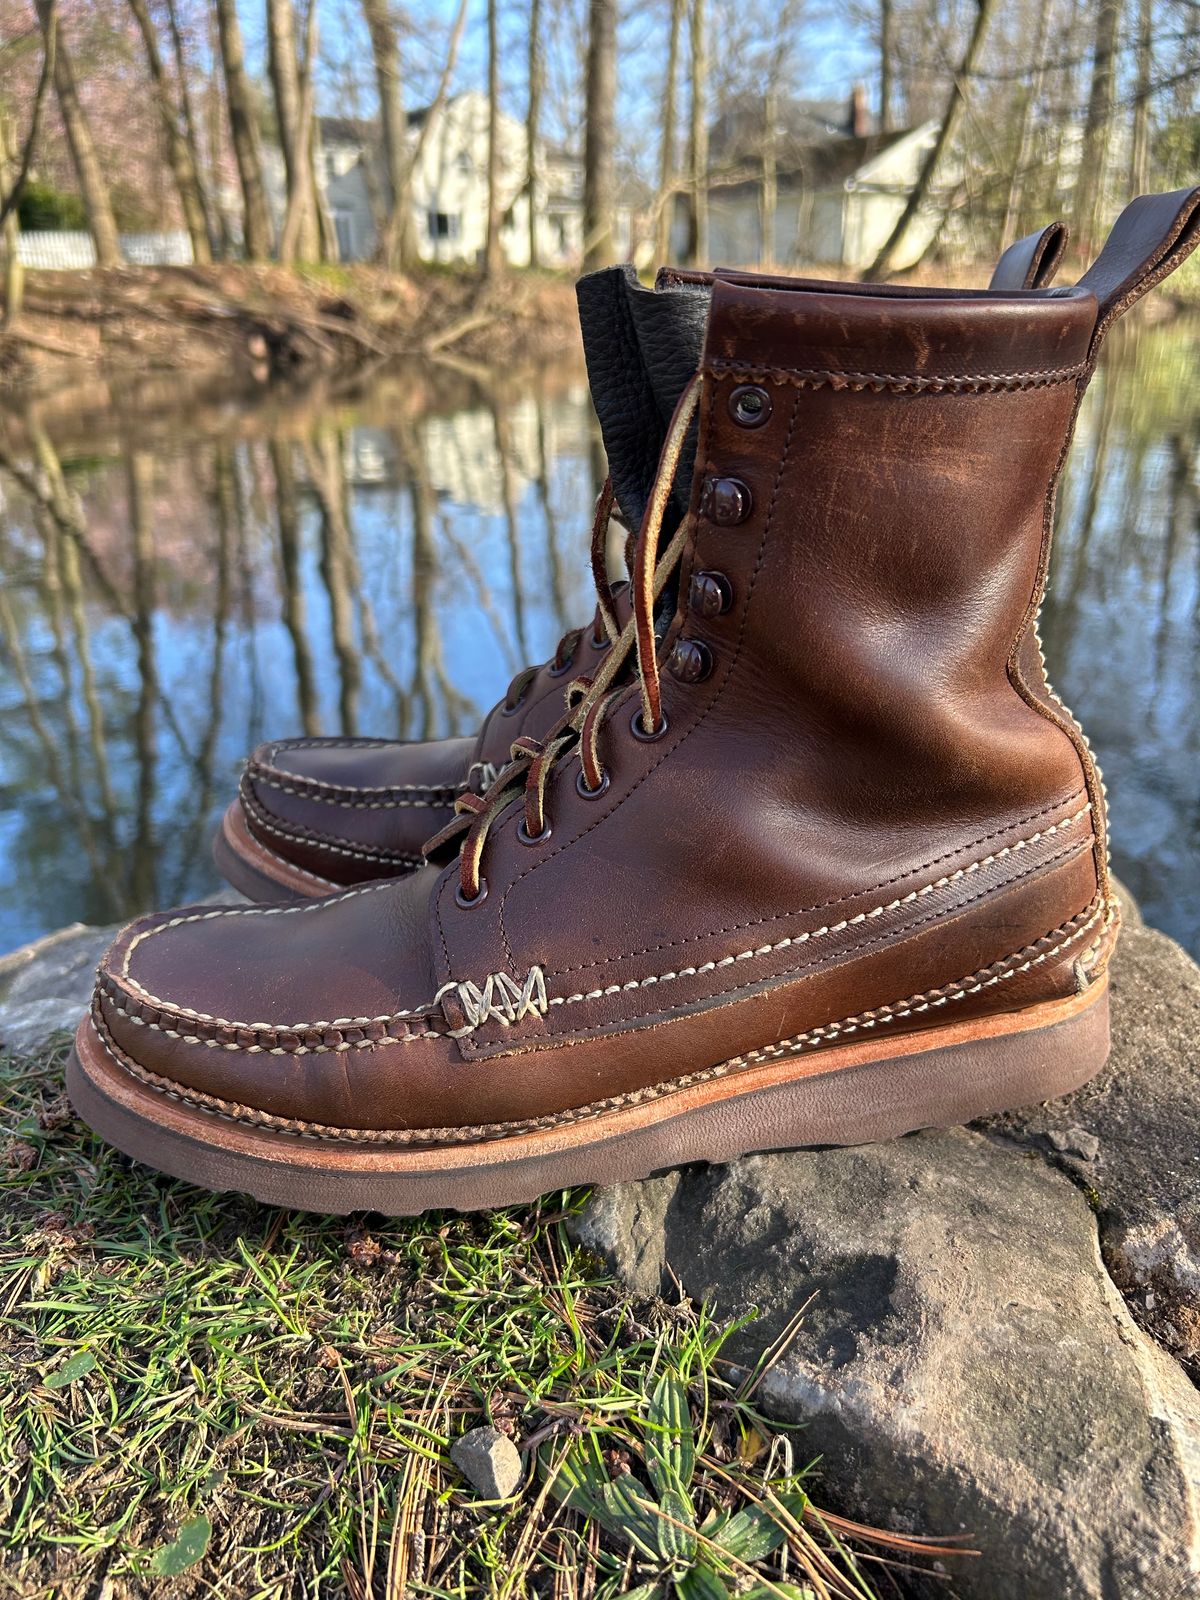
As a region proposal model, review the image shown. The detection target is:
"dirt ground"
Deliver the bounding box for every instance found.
[0,262,585,397]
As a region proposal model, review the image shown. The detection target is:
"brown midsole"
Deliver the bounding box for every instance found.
[68,977,1110,1215]
[213,801,340,902]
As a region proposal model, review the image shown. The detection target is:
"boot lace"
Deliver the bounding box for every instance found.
[426,373,703,904]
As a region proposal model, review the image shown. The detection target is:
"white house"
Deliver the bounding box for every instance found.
[266,92,587,268]
[669,94,943,273]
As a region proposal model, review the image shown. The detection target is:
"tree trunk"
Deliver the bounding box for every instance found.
[998,0,1052,252]
[687,0,708,266]
[165,0,220,257]
[526,0,542,269]
[655,0,684,265]
[212,0,273,260]
[361,0,420,271]
[485,0,503,275]
[879,0,893,131]
[1129,0,1152,194]
[863,0,996,281]
[582,0,617,270]
[1074,0,1120,257]
[1,115,26,327]
[267,0,322,263]
[760,86,777,267]
[126,0,212,263]
[35,0,123,267]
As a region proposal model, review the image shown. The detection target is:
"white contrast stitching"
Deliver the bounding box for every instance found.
[94,901,1105,1142]
[539,805,1092,1009]
[110,1003,434,1053]
[252,774,458,810]
[110,804,1092,1037]
[243,798,424,867]
[435,968,548,1036]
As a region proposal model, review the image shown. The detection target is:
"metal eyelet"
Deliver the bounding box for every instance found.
[729,384,772,428]
[516,817,552,846]
[456,878,488,908]
[501,696,524,717]
[576,768,610,799]
[630,708,669,741]
[547,656,573,678]
[590,632,606,651]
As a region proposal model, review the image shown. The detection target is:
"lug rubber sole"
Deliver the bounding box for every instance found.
[67,975,1110,1216]
[212,801,338,902]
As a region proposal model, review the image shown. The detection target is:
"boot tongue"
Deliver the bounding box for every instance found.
[576,265,710,531]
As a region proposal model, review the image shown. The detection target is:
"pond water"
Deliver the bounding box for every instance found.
[0,319,1197,958]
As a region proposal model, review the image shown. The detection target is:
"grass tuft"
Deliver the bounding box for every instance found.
[0,1039,957,1598]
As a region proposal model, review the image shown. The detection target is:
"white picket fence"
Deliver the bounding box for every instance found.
[13,230,194,270]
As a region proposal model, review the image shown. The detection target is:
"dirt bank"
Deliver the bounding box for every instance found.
[0,262,584,397]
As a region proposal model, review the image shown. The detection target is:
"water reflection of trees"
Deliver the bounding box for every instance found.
[0,360,596,946]
[1045,319,1200,954]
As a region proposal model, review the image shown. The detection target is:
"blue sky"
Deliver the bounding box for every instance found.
[236,0,877,172]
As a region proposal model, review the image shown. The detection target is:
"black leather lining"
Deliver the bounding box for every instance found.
[576,265,711,532]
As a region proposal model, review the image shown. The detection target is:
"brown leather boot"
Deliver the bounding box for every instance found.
[216,228,1069,900]
[72,199,1185,1216]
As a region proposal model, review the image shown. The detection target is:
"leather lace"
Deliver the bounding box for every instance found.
[426,374,703,903]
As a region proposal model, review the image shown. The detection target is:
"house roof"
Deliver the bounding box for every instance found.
[705,123,934,201]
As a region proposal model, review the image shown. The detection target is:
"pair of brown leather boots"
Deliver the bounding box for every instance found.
[69,190,1200,1216]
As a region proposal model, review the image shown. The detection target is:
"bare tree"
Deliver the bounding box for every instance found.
[125,0,212,263]
[686,0,708,265]
[164,0,221,255]
[879,0,893,131]
[582,0,617,269]
[1129,0,1153,194]
[1074,0,1120,255]
[1,0,56,321]
[34,0,123,266]
[212,0,273,260]
[268,0,323,263]
[485,0,503,275]
[526,0,543,268]
[655,0,685,264]
[864,0,997,281]
[361,0,420,270]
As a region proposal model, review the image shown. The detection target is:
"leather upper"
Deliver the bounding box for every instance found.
[96,267,1137,1141]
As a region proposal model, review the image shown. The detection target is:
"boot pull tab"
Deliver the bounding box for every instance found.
[988,222,1068,291]
[1077,186,1200,352]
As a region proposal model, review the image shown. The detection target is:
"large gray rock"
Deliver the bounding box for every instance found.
[0,921,122,1053]
[575,918,1200,1600]
[0,892,248,1055]
[982,920,1200,1369]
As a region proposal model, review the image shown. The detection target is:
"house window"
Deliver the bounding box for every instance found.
[427,211,460,240]
[456,151,471,174]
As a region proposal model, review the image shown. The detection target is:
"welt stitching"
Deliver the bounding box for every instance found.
[548,789,1086,977]
[108,808,1087,1040]
[242,790,423,867]
[250,771,458,810]
[705,359,1090,394]
[102,998,435,1054]
[94,903,1102,1144]
[525,831,1092,1043]
[493,377,798,969]
[240,821,340,890]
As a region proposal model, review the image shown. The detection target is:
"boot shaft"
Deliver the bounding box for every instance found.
[433,188,1200,1063]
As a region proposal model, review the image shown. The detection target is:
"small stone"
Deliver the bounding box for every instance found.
[450,1426,523,1499]
[1047,1126,1101,1162]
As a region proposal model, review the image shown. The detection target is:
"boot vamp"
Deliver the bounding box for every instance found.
[240,735,474,882]
[94,868,465,1133]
